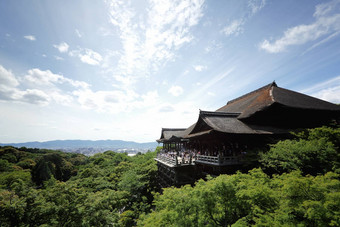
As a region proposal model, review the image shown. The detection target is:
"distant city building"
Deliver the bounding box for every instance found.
[155,82,340,187]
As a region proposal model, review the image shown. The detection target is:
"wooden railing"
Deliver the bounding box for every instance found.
[155,155,177,166]
[156,153,242,166]
[196,155,241,165]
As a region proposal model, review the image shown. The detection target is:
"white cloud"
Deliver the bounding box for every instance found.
[53,42,69,53]
[106,0,205,86]
[260,0,340,53]
[24,68,65,86]
[159,104,175,112]
[0,70,50,105]
[221,0,266,38]
[168,85,184,96]
[79,49,103,65]
[24,35,36,41]
[0,65,19,87]
[74,88,159,113]
[147,100,198,128]
[55,56,64,61]
[221,19,244,37]
[248,0,266,15]
[99,26,115,36]
[0,65,20,101]
[101,50,120,69]
[312,86,340,103]
[300,75,340,103]
[69,48,103,66]
[20,89,50,105]
[314,0,339,17]
[0,65,89,106]
[20,69,84,105]
[140,90,159,107]
[23,68,89,89]
[101,98,198,142]
[193,65,207,72]
[205,40,223,53]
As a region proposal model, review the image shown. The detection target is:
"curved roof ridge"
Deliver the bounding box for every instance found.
[226,81,277,105]
[271,85,340,110]
[161,128,186,131]
[200,110,241,117]
[269,84,275,102]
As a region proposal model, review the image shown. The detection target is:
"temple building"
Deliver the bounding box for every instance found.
[155,82,340,187]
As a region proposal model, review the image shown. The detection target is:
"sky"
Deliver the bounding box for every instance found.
[0,0,340,143]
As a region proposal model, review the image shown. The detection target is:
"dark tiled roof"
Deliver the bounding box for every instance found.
[217,82,275,119]
[217,82,340,119]
[188,110,281,136]
[157,128,187,142]
[272,86,340,111]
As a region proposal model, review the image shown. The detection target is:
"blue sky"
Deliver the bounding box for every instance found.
[1,0,340,143]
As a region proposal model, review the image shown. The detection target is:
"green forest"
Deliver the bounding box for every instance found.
[1,126,339,226]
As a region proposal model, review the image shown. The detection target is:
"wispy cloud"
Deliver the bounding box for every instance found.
[248,0,266,15]
[79,49,103,65]
[204,40,223,53]
[75,29,82,38]
[302,30,340,55]
[193,65,207,72]
[159,104,175,112]
[188,68,234,101]
[312,85,340,103]
[53,42,69,53]
[300,75,340,103]
[106,0,205,86]
[54,56,64,61]
[221,19,244,37]
[69,48,103,66]
[74,88,159,113]
[23,35,36,41]
[221,0,266,37]
[260,0,340,53]
[168,85,184,96]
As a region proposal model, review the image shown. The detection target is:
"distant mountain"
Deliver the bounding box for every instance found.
[0,140,158,155]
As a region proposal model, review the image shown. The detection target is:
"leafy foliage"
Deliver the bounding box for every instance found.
[0,146,158,226]
[260,126,340,175]
[0,127,339,226]
[139,127,340,226]
[139,169,340,226]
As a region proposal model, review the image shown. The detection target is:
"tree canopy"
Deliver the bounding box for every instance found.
[0,126,339,226]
